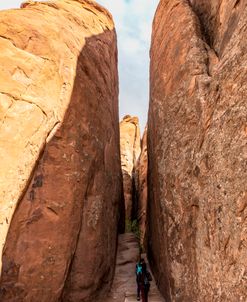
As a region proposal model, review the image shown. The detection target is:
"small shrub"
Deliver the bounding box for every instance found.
[131,219,140,241]
[125,219,143,251]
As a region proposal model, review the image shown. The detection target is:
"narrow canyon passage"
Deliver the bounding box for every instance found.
[109,116,165,301]
[103,233,165,302]
[0,0,246,302]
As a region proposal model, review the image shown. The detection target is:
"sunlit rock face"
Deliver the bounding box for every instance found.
[0,1,121,301]
[148,0,247,301]
[120,115,141,222]
[136,127,148,248]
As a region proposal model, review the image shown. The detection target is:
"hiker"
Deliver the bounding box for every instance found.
[136,258,143,300]
[136,258,149,301]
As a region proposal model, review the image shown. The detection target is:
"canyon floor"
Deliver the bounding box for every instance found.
[104,233,165,302]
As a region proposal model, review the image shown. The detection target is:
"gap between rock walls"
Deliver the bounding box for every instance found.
[0,0,246,302]
[119,116,148,253]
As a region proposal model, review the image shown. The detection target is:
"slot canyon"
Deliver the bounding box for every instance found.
[0,0,246,302]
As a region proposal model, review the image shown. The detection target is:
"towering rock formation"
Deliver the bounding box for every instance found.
[0,1,121,301]
[136,128,148,248]
[120,116,141,222]
[148,0,247,301]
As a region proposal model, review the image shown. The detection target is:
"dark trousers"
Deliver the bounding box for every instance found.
[141,285,149,302]
[144,287,149,302]
[137,281,149,301]
[137,282,141,297]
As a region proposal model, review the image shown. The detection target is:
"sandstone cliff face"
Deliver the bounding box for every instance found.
[148,0,247,301]
[136,128,148,248]
[0,1,121,301]
[120,116,141,221]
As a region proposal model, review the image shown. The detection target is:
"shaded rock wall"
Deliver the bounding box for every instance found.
[136,128,148,248]
[120,115,141,221]
[148,0,247,301]
[0,1,121,301]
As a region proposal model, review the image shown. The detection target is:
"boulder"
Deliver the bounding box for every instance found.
[148,0,247,301]
[0,1,121,301]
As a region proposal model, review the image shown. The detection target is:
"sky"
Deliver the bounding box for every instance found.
[0,0,159,132]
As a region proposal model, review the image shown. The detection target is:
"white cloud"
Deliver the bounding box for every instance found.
[98,0,159,132]
[121,36,143,55]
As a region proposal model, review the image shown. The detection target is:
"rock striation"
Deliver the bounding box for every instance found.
[136,127,148,248]
[0,1,121,301]
[148,0,247,301]
[120,115,141,222]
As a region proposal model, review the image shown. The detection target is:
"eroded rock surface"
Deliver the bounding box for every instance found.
[136,128,148,248]
[190,0,246,57]
[148,0,247,301]
[120,116,141,221]
[0,1,121,301]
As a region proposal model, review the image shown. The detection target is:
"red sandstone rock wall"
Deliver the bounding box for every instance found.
[120,115,141,222]
[136,128,148,248]
[0,1,121,301]
[148,0,247,301]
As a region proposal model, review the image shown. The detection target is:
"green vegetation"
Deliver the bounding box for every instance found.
[125,218,132,233]
[125,219,143,252]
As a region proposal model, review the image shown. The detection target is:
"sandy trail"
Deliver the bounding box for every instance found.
[104,233,165,302]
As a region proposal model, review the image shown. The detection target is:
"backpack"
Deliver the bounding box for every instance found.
[144,275,150,290]
[136,263,143,276]
[146,271,152,281]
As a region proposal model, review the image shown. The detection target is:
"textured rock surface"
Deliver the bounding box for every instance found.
[190,0,246,56]
[0,1,121,301]
[120,116,141,221]
[148,0,247,301]
[136,128,148,248]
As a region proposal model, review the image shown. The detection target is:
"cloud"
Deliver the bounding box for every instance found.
[0,0,23,9]
[97,0,159,132]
